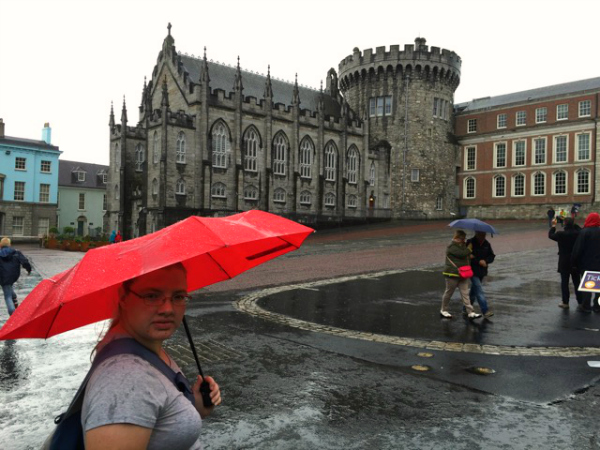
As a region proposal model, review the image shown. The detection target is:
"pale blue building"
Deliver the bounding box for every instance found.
[0,119,61,236]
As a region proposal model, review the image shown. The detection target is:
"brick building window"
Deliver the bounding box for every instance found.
[497,114,507,129]
[553,135,568,163]
[212,123,229,169]
[494,143,506,168]
[176,179,186,195]
[579,100,591,117]
[15,157,26,170]
[12,216,24,236]
[516,111,526,126]
[273,188,286,203]
[176,132,186,164]
[557,104,568,120]
[576,169,590,194]
[300,139,313,179]
[534,138,546,165]
[464,177,475,199]
[39,184,50,203]
[347,194,358,208]
[14,181,25,201]
[78,193,85,210]
[465,146,476,170]
[324,143,336,182]
[493,175,506,197]
[299,190,311,205]
[576,133,591,161]
[536,107,547,123]
[512,173,525,197]
[211,182,226,198]
[513,141,526,166]
[41,160,51,173]
[273,134,287,176]
[533,172,546,196]
[553,170,567,195]
[324,192,336,207]
[244,129,259,172]
[347,147,358,184]
[467,119,477,133]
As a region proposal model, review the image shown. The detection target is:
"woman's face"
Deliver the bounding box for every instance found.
[119,266,188,346]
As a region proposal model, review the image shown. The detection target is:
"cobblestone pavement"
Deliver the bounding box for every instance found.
[3,220,600,449]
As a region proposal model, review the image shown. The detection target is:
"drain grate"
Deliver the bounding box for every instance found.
[165,340,243,367]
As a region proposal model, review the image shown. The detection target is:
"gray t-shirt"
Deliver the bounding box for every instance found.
[81,353,202,450]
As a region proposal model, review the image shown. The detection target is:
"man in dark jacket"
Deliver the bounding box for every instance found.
[0,237,31,316]
[466,232,496,318]
[549,217,582,309]
[572,213,600,312]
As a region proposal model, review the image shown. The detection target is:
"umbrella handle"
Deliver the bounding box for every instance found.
[182,316,214,407]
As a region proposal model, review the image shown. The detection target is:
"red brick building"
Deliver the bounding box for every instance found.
[455,78,600,219]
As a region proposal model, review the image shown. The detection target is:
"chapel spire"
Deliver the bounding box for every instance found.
[121,96,127,124]
[292,73,300,106]
[264,65,273,98]
[200,46,210,83]
[109,101,115,129]
[233,56,243,92]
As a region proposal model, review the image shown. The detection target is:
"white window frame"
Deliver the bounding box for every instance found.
[12,216,24,236]
[324,144,336,182]
[553,135,568,164]
[243,185,258,201]
[211,182,226,198]
[493,142,507,168]
[41,160,51,173]
[465,146,476,170]
[347,194,357,208]
[516,111,526,126]
[535,107,547,124]
[467,119,477,133]
[176,179,186,195]
[576,169,591,194]
[212,123,229,169]
[244,129,258,172]
[497,113,507,129]
[176,132,186,164]
[435,196,443,210]
[513,140,526,167]
[493,175,506,198]
[411,168,420,182]
[299,190,311,205]
[579,100,591,117]
[273,134,287,176]
[14,181,25,201]
[533,138,546,165]
[532,172,546,196]
[15,157,26,170]
[511,173,525,197]
[384,96,392,116]
[39,184,50,203]
[576,132,591,161]
[552,170,568,195]
[77,171,86,182]
[347,147,358,184]
[300,139,313,179]
[273,188,286,203]
[369,98,376,117]
[556,104,568,121]
[464,177,476,199]
[38,218,50,237]
[324,192,335,207]
[78,192,85,210]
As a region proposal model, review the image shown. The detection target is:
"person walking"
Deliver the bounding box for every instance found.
[557,209,567,227]
[440,229,482,320]
[547,207,556,229]
[109,230,116,244]
[572,213,600,313]
[549,217,582,309]
[114,231,122,243]
[466,231,496,318]
[0,237,32,316]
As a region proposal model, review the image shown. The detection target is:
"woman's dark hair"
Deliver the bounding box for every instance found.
[563,217,575,229]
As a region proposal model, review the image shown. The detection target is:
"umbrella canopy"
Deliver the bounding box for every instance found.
[0,210,314,340]
[448,218,499,236]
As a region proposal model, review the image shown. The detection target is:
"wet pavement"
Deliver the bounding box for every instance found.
[3,220,600,449]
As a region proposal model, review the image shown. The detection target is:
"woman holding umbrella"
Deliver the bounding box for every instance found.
[82,263,221,449]
[440,229,482,320]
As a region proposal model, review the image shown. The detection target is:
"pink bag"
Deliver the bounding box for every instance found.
[458,265,474,279]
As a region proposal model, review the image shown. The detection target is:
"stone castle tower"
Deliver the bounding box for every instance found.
[337,38,462,218]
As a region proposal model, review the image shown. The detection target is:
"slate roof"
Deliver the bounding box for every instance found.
[58,159,109,189]
[180,55,341,118]
[0,135,59,151]
[456,76,600,113]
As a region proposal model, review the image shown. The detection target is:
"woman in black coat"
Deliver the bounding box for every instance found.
[549,217,582,309]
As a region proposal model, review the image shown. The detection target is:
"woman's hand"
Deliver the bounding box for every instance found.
[193,375,222,418]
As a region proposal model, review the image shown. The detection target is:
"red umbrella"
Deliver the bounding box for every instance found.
[0,210,314,340]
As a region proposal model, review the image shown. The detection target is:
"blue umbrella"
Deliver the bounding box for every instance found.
[448,218,499,236]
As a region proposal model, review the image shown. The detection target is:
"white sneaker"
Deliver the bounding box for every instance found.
[440,310,452,318]
[468,312,482,320]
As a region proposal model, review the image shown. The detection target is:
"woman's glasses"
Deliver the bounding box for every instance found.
[127,289,190,307]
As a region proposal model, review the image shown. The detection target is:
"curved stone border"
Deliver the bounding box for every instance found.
[235,268,600,358]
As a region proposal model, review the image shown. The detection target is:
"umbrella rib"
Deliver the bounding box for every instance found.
[206,251,236,280]
[45,303,63,340]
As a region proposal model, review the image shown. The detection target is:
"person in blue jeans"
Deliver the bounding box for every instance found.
[466,232,496,318]
[0,237,31,316]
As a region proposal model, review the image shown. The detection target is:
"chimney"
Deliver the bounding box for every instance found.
[0,119,4,138]
[42,122,51,144]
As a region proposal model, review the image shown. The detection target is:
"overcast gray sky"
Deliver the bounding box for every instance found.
[1,0,598,165]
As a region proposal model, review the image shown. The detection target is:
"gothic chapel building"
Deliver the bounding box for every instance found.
[107,26,462,238]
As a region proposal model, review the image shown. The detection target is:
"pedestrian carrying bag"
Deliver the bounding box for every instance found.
[447,256,474,279]
[41,338,194,450]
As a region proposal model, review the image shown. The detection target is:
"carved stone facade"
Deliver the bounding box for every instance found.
[106,27,462,238]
